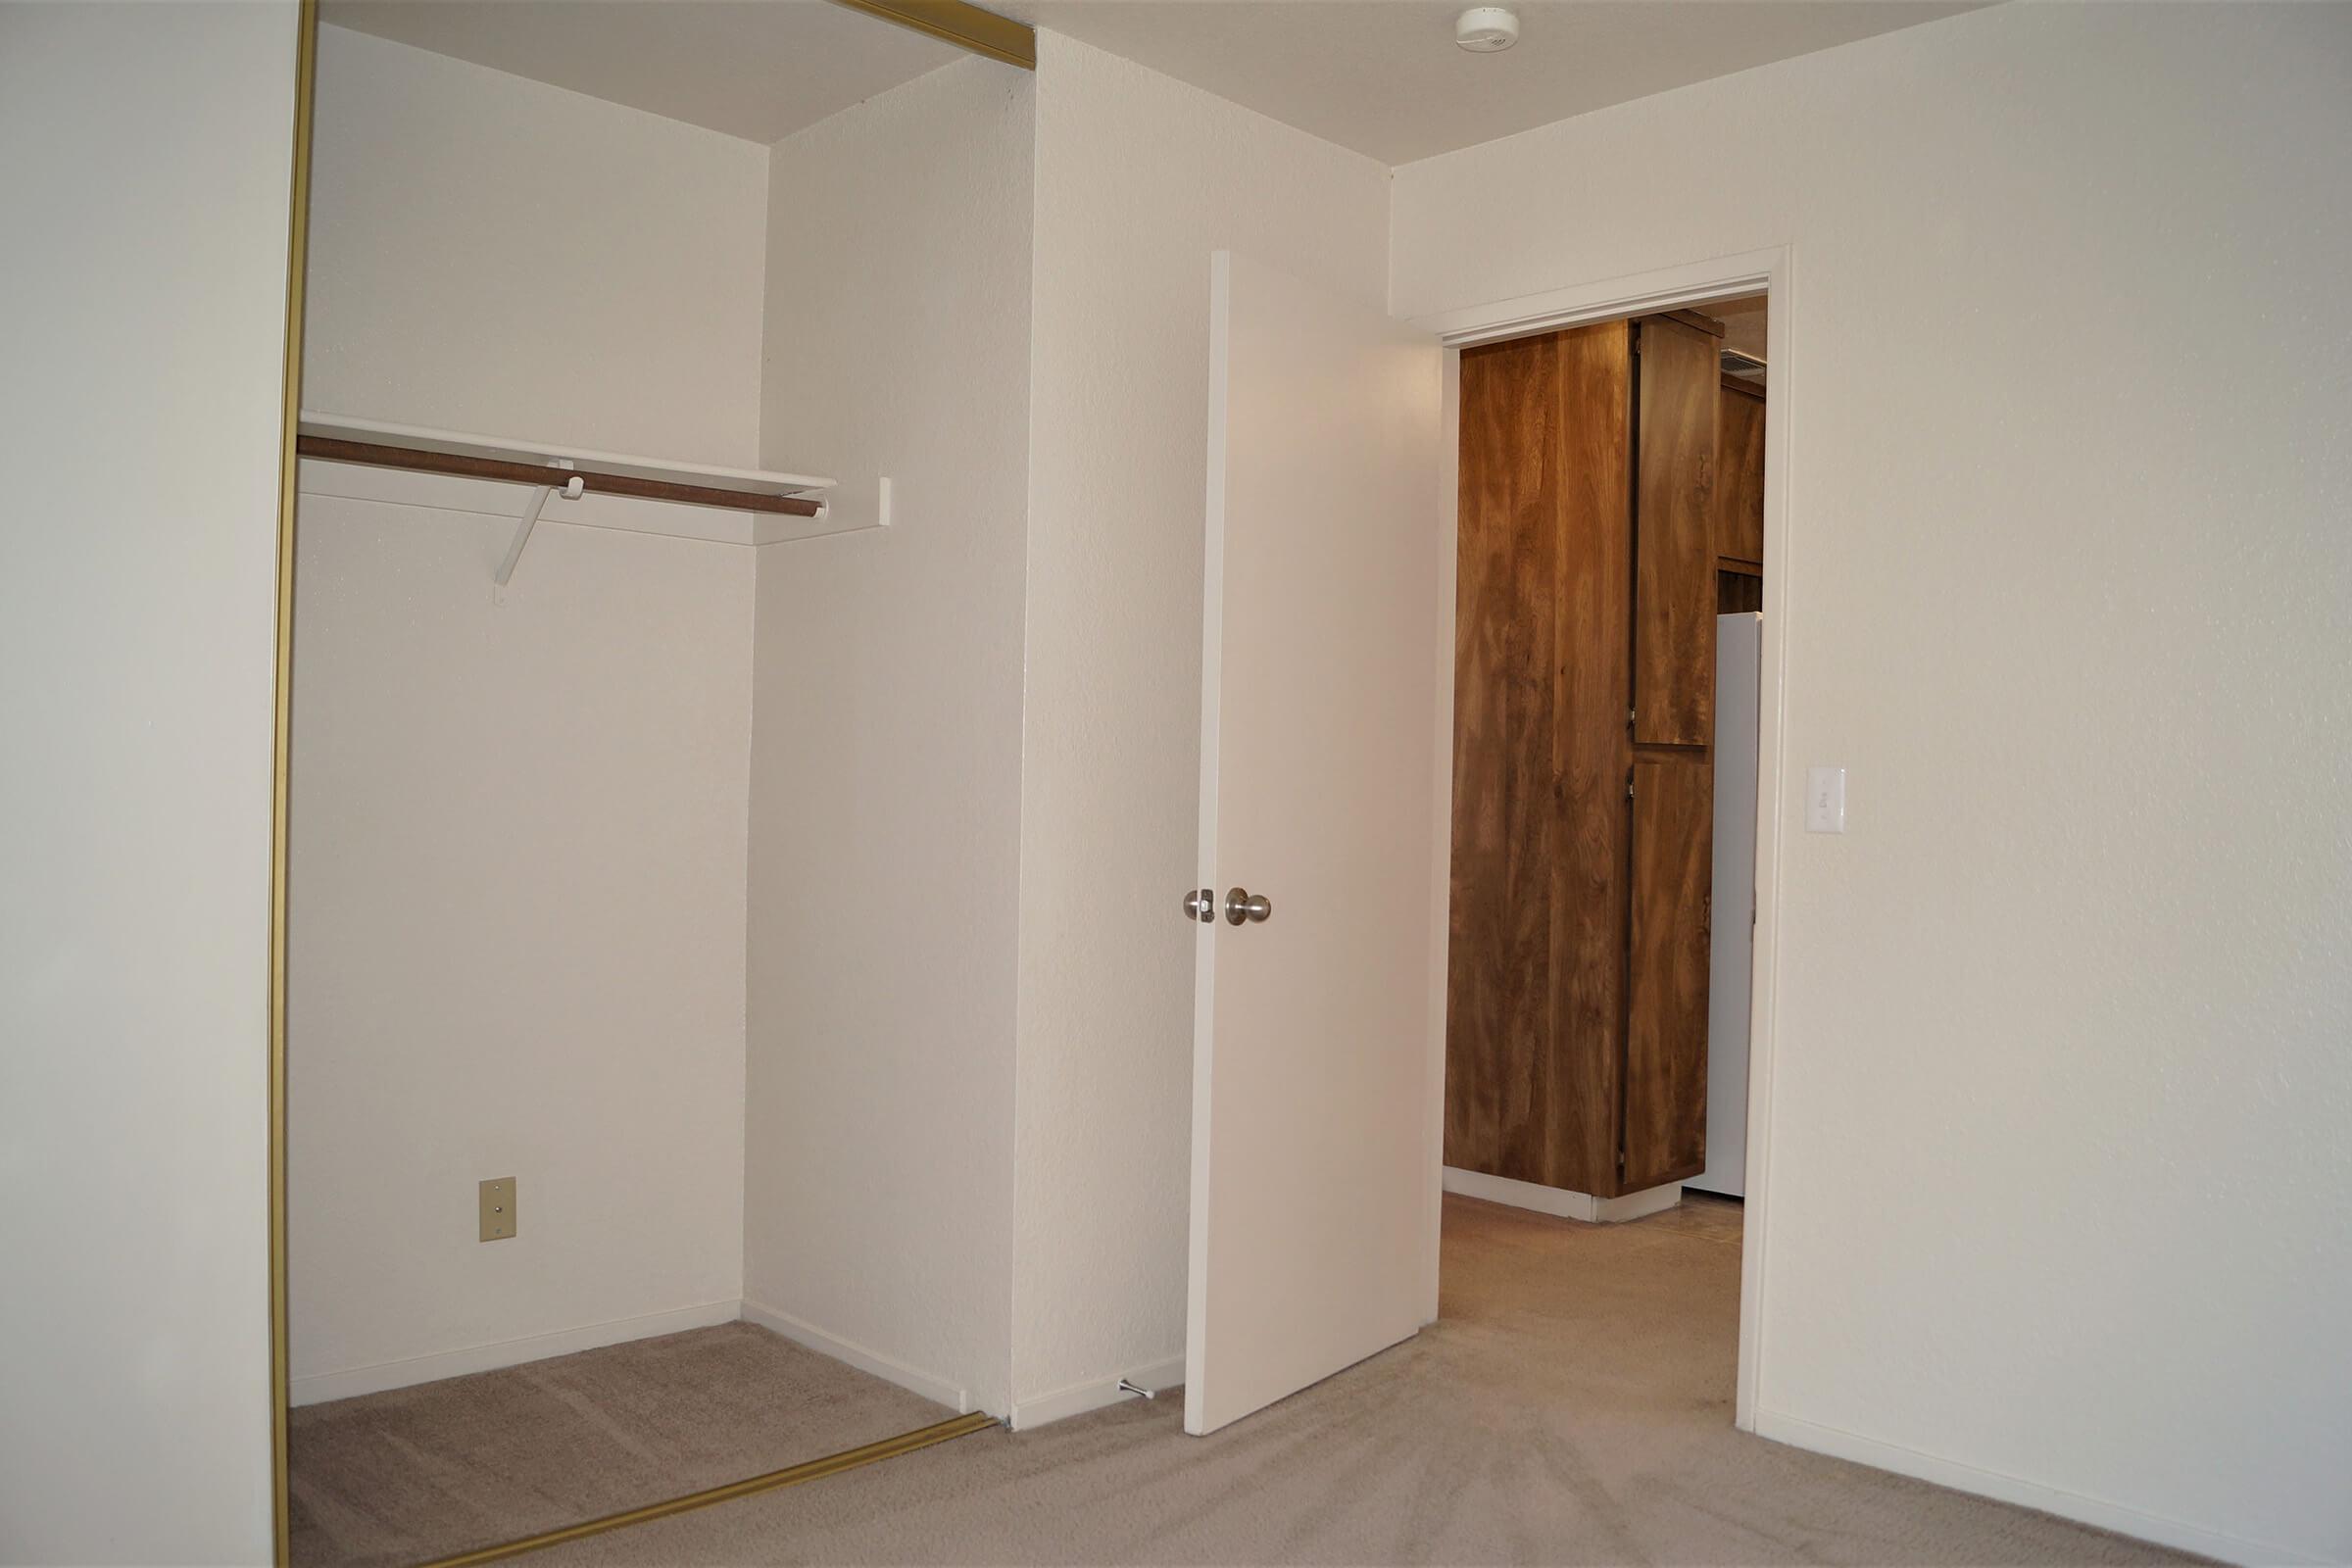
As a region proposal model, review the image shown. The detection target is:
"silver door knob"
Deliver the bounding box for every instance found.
[1224,888,1272,925]
[1183,888,1214,923]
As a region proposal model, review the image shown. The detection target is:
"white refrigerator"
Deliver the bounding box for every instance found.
[1692,612,1760,1197]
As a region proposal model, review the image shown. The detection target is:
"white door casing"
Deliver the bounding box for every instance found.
[1184,251,1446,1436]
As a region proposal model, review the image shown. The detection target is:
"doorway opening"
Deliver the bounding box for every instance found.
[1437,287,1772,1415]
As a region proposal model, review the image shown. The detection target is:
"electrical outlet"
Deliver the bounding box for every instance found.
[479,1177,516,1242]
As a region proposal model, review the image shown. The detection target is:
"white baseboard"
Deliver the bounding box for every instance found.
[1753,1409,2323,1567]
[1007,1354,1186,1431]
[737,1298,969,1415]
[1592,1183,1683,1222]
[1443,1165,1681,1223]
[290,1298,741,1406]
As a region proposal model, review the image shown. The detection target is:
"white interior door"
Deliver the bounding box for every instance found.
[1184,252,1446,1436]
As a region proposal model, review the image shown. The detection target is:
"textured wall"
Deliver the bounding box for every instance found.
[1009,31,1393,1414]
[747,58,1035,1417]
[0,3,297,1558]
[1393,5,2352,1559]
[305,24,768,466]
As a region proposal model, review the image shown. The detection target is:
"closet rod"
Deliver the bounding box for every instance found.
[296,435,825,516]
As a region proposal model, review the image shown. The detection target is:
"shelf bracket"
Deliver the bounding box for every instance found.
[803,475,893,539]
[493,463,582,600]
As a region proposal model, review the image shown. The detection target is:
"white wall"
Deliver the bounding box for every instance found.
[286,492,754,1396]
[1392,6,2352,1560]
[305,24,768,466]
[290,25,765,1395]
[0,2,296,1560]
[746,58,1034,1417]
[1008,32,1393,1415]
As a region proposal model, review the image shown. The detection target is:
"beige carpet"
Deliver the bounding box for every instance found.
[289,1320,956,1567]
[522,1195,2197,1566]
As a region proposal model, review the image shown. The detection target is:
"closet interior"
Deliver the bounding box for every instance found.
[1446,297,1768,1219]
[282,12,1019,1566]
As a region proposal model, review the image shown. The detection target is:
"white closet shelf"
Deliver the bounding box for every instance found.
[298,412,834,503]
[295,414,890,589]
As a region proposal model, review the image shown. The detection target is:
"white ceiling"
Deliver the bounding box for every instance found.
[319,1,967,145]
[321,0,1984,162]
[996,0,1984,164]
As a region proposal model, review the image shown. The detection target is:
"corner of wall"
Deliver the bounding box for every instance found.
[744,49,1035,1421]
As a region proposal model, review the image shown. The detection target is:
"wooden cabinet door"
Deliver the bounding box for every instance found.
[1448,331,1562,1186]
[1624,751,1712,1191]
[1447,323,1632,1196]
[1544,323,1635,1195]
[1632,317,1719,747]
[1716,379,1766,565]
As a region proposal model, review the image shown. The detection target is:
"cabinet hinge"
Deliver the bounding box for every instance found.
[1626,771,1635,801]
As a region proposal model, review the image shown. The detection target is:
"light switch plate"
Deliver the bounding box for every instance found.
[1806,766,1846,833]
[479,1177,516,1242]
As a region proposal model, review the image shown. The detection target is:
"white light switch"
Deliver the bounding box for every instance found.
[1806,767,1846,833]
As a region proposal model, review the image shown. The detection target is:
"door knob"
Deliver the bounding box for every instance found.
[1183,888,1214,923]
[1224,888,1272,926]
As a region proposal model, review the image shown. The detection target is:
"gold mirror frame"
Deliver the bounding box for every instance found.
[267,0,318,1557]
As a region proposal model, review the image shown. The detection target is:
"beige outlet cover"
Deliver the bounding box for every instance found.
[479,1177,516,1242]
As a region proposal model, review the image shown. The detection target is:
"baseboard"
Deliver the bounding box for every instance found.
[1592,1183,1684,1222]
[1007,1354,1186,1431]
[737,1298,969,1415]
[1752,1409,2325,1567]
[1442,1165,1681,1223]
[290,1298,741,1406]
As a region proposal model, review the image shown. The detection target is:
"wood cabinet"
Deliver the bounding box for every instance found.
[1715,376,1766,613]
[1448,328,1570,1182]
[1626,750,1714,1190]
[1716,377,1766,565]
[1447,311,1726,1200]
[1633,316,1719,749]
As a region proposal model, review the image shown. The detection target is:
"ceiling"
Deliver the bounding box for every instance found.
[322,0,1983,163]
[993,1,1984,165]
[320,1,967,145]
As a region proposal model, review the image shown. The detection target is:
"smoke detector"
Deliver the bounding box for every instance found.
[1455,6,1519,52]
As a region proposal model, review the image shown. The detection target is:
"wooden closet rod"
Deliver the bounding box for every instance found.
[297,435,825,516]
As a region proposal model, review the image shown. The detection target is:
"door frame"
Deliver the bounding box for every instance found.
[1405,246,1794,1432]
